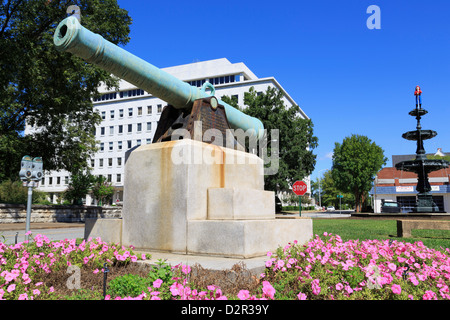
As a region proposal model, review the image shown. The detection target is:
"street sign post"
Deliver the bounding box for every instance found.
[293,181,308,217]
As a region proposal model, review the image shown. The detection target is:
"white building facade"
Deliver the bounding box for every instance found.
[34,58,309,204]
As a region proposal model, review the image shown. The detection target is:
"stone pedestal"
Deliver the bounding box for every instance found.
[91,140,313,258]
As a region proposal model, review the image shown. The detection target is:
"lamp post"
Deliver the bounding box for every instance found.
[318,169,327,210]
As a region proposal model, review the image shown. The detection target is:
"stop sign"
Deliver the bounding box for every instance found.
[293,181,307,196]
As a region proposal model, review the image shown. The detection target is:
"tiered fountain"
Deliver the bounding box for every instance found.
[395,86,449,212]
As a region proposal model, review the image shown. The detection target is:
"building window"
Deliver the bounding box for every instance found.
[99,159,104,167]
[128,124,132,133]
[107,174,112,182]
[128,108,133,117]
[137,139,141,146]
[108,158,113,167]
[41,178,45,185]
[91,159,95,167]
[49,177,53,185]
[117,157,122,166]
[137,106,142,116]
[118,141,122,150]
[109,142,113,151]
[147,106,152,114]
[110,110,114,119]
[101,111,105,120]
[109,126,114,135]
[119,109,124,118]
[146,122,152,131]
[100,127,105,136]
[100,143,104,152]
[117,174,121,183]
[127,140,132,149]
[56,177,60,185]
[146,138,151,144]
[64,176,69,185]
[157,104,162,113]
[118,125,123,134]
[137,123,142,132]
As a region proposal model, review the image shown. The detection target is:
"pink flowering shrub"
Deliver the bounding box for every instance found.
[1,232,449,300]
[263,233,450,300]
[0,234,140,300]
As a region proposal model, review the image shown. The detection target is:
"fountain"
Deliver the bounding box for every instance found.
[395,86,449,212]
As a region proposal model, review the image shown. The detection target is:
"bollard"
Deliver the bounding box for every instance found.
[103,262,110,299]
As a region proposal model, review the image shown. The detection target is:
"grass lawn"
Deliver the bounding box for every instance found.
[312,218,450,251]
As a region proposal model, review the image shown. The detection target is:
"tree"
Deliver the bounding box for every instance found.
[0,0,131,181]
[63,170,94,205]
[332,134,387,212]
[318,170,355,209]
[91,175,114,206]
[223,86,318,192]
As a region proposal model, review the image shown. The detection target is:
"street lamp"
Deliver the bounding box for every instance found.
[318,169,327,210]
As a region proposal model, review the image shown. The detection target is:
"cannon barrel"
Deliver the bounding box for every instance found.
[53,16,264,140]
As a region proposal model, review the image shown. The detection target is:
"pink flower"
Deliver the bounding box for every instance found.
[33,289,40,296]
[388,263,397,272]
[311,279,321,295]
[391,284,401,295]
[423,290,437,300]
[153,279,163,288]
[335,283,344,291]
[238,290,250,300]
[7,284,15,293]
[297,292,307,300]
[18,293,28,300]
[262,281,276,299]
[181,264,191,275]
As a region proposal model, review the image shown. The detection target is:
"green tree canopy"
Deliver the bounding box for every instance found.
[223,86,318,192]
[315,170,355,209]
[0,0,131,181]
[91,175,114,206]
[332,134,387,212]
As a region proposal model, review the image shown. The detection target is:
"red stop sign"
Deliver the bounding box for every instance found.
[293,181,307,196]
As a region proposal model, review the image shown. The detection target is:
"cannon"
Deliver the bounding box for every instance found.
[53,16,264,149]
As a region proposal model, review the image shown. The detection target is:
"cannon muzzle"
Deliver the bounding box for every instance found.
[54,16,264,140]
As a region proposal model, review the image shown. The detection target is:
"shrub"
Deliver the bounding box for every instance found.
[107,274,152,298]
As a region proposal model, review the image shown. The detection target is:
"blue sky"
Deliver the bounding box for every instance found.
[116,0,450,183]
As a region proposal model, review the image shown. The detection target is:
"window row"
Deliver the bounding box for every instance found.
[91,157,123,168]
[97,122,154,136]
[186,74,240,87]
[100,105,163,120]
[40,173,123,186]
[93,89,146,102]
[99,138,152,152]
[40,176,69,186]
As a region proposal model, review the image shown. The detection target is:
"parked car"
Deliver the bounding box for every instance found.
[275,196,282,213]
[326,206,335,212]
[381,201,401,213]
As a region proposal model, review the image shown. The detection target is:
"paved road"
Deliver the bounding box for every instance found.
[0,223,84,245]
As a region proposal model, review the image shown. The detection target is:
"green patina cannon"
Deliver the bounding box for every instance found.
[53,16,264,149]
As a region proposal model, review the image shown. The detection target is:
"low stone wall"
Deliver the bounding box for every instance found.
[0,203,122,224]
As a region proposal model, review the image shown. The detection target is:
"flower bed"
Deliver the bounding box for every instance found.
[0,232,449,300]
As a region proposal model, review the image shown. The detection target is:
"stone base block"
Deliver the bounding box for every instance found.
[187,218,313,258]
[85,218,122,245]
[207,188,275,220]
